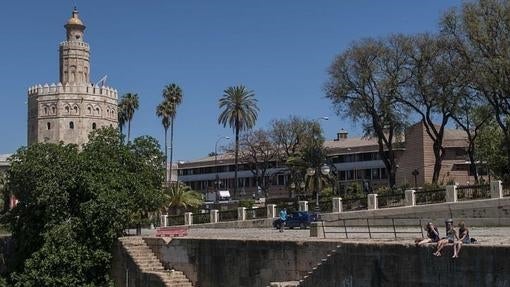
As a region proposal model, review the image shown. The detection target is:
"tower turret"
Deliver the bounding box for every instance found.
[59,8,90,84]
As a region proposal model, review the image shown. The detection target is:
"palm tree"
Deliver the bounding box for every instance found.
[218,85,259,198]
[117,101,128,142]
[163,182,202,215]
[156,100,174,182]
[120,93,139,143]
[162,84,183,183]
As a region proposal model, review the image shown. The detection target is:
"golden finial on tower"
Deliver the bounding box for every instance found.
[66,7,84,26]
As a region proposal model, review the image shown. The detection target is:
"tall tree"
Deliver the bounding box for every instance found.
[441,0,510,183]
[451,97,492,183]
[325,36,409,187]
[395,34,464,183]
[156,100,174,183]
[117,101,128,142]
[218,85,259,198]
[162,84,183,183]
[239,129,280,198]
[120,93,139,143]
[269,116,323,191]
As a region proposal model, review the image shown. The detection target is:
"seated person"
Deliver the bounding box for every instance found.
[434,219,457,256]
[452,221,470,258]
[417,222,440,246]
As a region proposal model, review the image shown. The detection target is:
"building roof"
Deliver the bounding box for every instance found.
[179,123,469,167]
[0,154,11,167]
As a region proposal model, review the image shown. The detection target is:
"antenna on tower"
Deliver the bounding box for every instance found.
[95,75,108,87]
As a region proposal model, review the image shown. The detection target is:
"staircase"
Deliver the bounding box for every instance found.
[119,237,193,287]
[295,246,340,287]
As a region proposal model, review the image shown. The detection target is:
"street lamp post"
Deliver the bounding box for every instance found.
[307,164,331,212]
[215,136,231,191]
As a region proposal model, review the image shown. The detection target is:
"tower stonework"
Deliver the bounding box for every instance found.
[28,8,118,146]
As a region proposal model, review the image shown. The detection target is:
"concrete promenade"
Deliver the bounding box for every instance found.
[147,226,510,245]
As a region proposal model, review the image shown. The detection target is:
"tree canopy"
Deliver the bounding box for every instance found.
[3,128,165,286]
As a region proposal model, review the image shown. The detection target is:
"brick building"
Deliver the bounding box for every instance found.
[177,122,482,199]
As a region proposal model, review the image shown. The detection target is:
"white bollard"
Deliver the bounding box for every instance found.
[368,194,378,210]
[332,197,342,213]
[491,180,503,199]
[210,210,219,223]
[298,201,309,212]
[405,190,416,206]
[184,212,193,225]
[446,185,458,203]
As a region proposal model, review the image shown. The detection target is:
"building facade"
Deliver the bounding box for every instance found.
[27,8,118,146]
[177,122,483,199]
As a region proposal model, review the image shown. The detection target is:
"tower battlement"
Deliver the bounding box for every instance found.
[60,41,90,49]
[28,83,118,99]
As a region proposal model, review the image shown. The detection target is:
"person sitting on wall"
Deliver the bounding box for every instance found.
[278,208,287,233]
[452,221,470,258]
[416,222,440,246]
[433,219,457,257]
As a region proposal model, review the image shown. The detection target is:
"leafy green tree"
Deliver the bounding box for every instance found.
[239,129,279,198]
[476,118,507,181]
[218,85,259,198]
[394,34,465,184]
[442,0,510,182]
[5,128,165,286]
[270,116,323,194]
[285,125,332,203]
[119,93,139,143]
[325,36,409,186]
[163,182,202,215]
[162,84,183,183]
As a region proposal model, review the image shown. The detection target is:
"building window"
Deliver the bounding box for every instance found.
[92,123,97,130]
[51,106,56,114]
[69,121,74,129]
[65,106,70,113]
[87,106,92,114]
[73,106,79,114]
[47,122,51,130]
[44,107,48,115]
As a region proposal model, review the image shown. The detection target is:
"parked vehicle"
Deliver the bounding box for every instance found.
[272,211,318,230]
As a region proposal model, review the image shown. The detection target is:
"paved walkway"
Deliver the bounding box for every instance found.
[145,226,510,246]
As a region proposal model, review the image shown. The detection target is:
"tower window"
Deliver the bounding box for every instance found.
[65,106,70,113]
[92,123,97,130]
[51,106,56,114]
[69,122,74,129]
[47,122,51,130]
[87,106,92,114]
[44,107,48,115]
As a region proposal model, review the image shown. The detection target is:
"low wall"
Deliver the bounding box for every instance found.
[299,242,510,287]
[135,237,510,287]
[189,197,510,229]
[143,237,338,287]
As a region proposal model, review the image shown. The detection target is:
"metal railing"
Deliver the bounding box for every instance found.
[319,200,333,213]
[192,212,210,224]
[377,193,406,209]
[415,188,446,205]
[320,217,424,239]
[342,196,368,211]
[457,184,490,201]
[167,215,185,226]
[245,207,267,219]
[219,209,238,222]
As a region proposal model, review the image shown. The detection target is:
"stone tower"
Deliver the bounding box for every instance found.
[27,8,118,146]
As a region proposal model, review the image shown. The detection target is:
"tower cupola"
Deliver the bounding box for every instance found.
[59,7,90,84]
[65,7,86,42]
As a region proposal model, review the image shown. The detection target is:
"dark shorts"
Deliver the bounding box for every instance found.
[448,239,454,243]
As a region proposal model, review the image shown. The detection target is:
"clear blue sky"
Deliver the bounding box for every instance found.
[0,0,462,160]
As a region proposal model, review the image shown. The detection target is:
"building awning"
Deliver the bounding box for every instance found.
[218,190,230,198]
